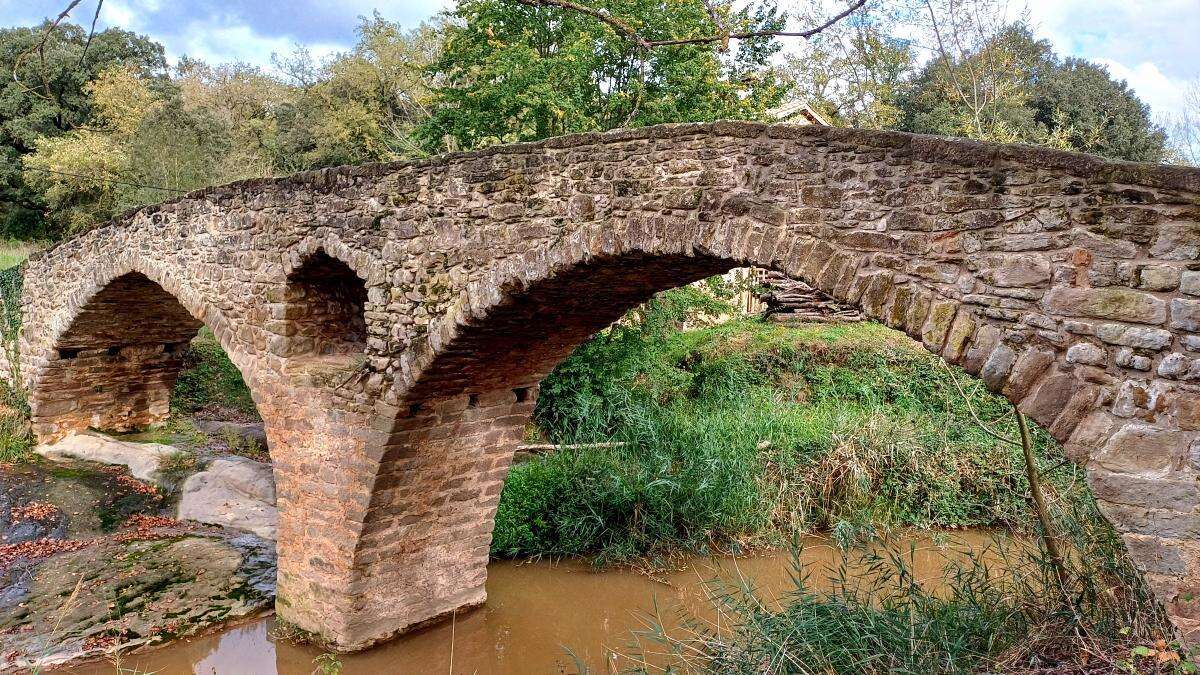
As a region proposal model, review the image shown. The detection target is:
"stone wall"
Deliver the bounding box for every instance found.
[12,121,1200,650]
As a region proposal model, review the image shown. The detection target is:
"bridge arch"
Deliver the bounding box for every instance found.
[24,254,267,441]
[343,203,1120,646]
[12,121,1200,650]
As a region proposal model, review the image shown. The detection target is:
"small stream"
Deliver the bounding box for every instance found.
[63,530,1010,675]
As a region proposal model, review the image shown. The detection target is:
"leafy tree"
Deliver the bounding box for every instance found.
[0,22,165,238]
[897,18,1166,162]
[275,14,441,168]
[898,22,1048,145]
[782,1,915,129]
[417,0,788,152]
[1032,57,1167,163]
[173,58,292,177]
[24,66,246,234]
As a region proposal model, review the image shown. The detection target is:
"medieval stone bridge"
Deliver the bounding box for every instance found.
[10,121,1200,649]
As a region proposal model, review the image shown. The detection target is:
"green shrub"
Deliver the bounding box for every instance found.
[496,288,1075,563]
[624,499,1178,674]
[172,328,258,418]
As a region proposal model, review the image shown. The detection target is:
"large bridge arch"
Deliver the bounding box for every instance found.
[11,121,1200,650]
[21,254,268,440]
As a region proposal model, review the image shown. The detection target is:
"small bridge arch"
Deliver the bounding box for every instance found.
[11,122,1200,649]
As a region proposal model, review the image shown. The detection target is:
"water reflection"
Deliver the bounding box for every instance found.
[66,531,1005,674]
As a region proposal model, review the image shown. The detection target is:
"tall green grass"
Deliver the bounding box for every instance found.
[623,498,1181,674]
[494,289,1076,564]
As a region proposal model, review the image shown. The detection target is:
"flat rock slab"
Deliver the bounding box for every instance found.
[0,533,275,672]
[35,433,179,486]
[177,457,277,540]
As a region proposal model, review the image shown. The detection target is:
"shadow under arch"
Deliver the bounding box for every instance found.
[27,261,266,443]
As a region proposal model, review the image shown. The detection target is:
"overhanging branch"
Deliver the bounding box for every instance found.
[507,0,867,49]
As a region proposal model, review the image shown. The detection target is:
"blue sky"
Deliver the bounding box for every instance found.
[2,0,1197,118]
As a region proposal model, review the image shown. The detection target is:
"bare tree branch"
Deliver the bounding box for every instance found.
[507,0,867,49]
[78,0,105,69]
[13,0,86,104]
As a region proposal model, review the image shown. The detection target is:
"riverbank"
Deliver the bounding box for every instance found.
[499,298,1079,564]
[0,455,276,671]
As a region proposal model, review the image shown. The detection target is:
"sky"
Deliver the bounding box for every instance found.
[2,0,1197,119]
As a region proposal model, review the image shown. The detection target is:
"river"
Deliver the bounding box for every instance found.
[63,530,1010,674]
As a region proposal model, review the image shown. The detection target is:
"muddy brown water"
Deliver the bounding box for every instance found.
[63,530,1014,675]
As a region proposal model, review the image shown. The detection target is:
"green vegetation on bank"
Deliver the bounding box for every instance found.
[632,498,1183,673]
[493,289,1076,564]
[171,328,259,419]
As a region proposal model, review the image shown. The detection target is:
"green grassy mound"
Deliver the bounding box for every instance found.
[495,292,1079,564]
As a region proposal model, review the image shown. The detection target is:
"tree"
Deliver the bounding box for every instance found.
[416,0,789,152]
[0,22,165,238]
[275,14,442,168]
[898,20,1048,145]
[781,0,916,129]
[1166,80,1199,166]
[896,4,1166,162]
[1032,57,1167,163]
[23,65,247,234]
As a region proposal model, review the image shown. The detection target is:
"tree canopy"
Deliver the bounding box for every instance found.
[1,22,165,237]
[416,0,787,152]
[897,24,1166,161]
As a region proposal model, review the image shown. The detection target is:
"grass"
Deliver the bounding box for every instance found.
[622,499,1187,674]
[171,327,259,419]
[494,289,1074,564]
[156,450,200,486]
[0,239,42,270]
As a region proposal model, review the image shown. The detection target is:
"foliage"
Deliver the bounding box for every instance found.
[0,22,166,239]
[782,1,915,129]
[493,291,1075,563]
[171,328,258,419]
[416,0,787,152]
[155,450,199,487]
[0,263,31,462]
[273,15,442,167]
[312,653,344,675]
[22,63,250,234]
[897,19,1166,161]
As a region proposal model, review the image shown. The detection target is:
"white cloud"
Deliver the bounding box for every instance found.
[1093,59,1189,120]
[169,22,343,72]
[1023,0,1199,117]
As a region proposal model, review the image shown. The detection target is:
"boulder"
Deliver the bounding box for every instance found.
[178,457,277,540]
[34,432,178,485]
[194,419,268,449]
[0,534,275,672]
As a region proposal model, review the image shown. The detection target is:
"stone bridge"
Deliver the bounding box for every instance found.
[11,121,1200,649]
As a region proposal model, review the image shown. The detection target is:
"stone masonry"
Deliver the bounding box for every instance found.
[11,121,1200,650]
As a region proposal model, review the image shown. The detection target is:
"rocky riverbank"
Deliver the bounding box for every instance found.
[0,422,279,671]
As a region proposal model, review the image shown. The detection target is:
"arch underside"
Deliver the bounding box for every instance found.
[31,272,205,439]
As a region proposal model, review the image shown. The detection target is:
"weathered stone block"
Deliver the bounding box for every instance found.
[1045,286,1167,325]
[1095,323,1173,350]
[1066,342,1106,366]
[1171,298,1200,331]
[1092,424,1186,478]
